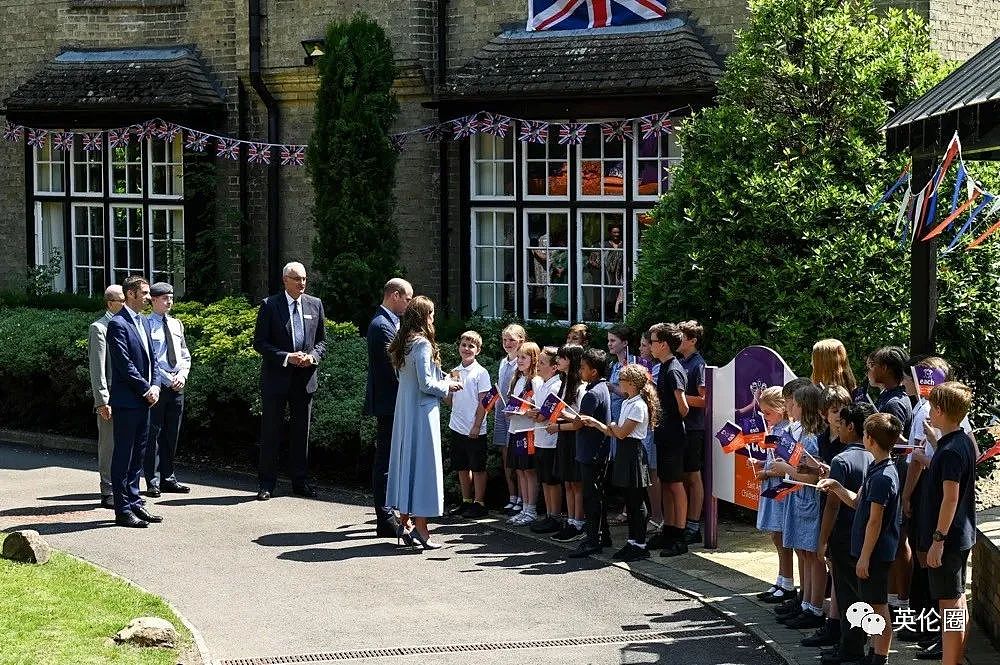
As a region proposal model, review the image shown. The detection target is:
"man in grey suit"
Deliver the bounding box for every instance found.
[88,285,125,509]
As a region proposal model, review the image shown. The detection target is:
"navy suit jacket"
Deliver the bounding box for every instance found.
[107,308,155,409]
[253,292,327,395]
[363,307,398,417]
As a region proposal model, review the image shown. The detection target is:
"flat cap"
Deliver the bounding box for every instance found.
[150,282,174,297]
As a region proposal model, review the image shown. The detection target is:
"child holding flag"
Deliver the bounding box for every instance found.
[528,347,564,534]
[638,330,663,530]
[550,344,588,542]
[445,331,492,518]
[496,325,526,516]
[506,341,542,525]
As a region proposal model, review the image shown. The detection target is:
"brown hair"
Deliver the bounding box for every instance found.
[387,296,440,370]
[820,384,852,412]
[678,320,704,345]
[758,386,786,417]
[782,377,812,400]
[864,412,902,452]
[540,346,559,366]
[914,356,952,379]
[648,322,683,354]
[510,342,540,396]
[793,384,825,436]
[458,330,483,350]
[122,274,149,297]
[929,381,972,423]
[567,323,590,346]
[502,323,527,343]
[619,363,661,429]
[811,339,858,391]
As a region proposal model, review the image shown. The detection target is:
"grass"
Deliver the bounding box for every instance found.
[0,533,192,665]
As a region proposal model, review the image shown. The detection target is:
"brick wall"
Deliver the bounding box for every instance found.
[972,509,1000,648]
[928,0,1000,61]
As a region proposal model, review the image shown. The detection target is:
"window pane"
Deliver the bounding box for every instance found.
[471,134,513,198]
[603,161,624,196]
[526,162,547,196]
[549,162,568,196]
[581,130,601,158]
[476,283,497,318]
[637,160,659,197]
[91,239,104,265]
[637,133,658,158]
[476,248,496,282]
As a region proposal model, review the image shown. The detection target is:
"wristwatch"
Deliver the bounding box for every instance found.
[932,530,947,542]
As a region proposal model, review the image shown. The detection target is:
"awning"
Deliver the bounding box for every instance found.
[4,46,226,128]
[435,16,722,109]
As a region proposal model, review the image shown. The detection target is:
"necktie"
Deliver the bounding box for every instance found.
[164,315,178,368]
[135,314,151,381]
[292,301,304,352]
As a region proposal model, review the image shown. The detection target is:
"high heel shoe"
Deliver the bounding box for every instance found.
[396,522,414,547]
[409,528,442,550]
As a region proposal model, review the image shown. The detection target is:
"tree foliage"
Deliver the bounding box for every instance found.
[632,0,1000,410]
[308,14,400,327]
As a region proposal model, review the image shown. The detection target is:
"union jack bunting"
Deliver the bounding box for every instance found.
[518,120,549,144]
[247,143,271,165]
[417,124,445,143]
[26,129,47,149]
[82,132,103,152]
[279,145,306,166]
[52,132,74,152]
[389,134,406,152]
[528,0,668,32]
[216,138,240,160]
[450,114,480,140]
[184,131,209,152]
[600,120,633,142]
[479,113,512,138]
[558,123,588,145]
[2,122,24,143]
[640,113,672,139]
[134,121,158,141]
[107,128,130,149]
[156,121,181,142]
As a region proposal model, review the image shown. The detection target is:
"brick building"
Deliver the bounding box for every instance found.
[0,0,996,322]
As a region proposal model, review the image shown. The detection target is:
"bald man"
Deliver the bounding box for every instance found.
[89,284,125,508]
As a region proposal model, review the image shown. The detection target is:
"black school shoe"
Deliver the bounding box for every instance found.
[683,528,702,545]
[612,543,651,562]
[551,525,583,542]
[530,516,562,534]
[775,598,801,616]
[762,586,797,604]
[777,607,803,624]
[914,638,942,660]
[464,502,488,519]
[786,610,825,629]
[801,619,840,647]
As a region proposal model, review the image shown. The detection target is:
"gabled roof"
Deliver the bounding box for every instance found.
[439,16,722,103]
[4,46,225,128]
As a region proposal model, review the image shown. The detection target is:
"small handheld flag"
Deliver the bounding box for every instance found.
[503,390,535,416]
[538,392,574,422]
[911,365,947,399]
[480,385,505,412]
[760,480,800,501]
[511,430,535,456]
[715,421,747,454]
[775,434,803,466]
[977,439,1000,464]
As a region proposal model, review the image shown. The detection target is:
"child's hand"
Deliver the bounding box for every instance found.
[753,467,767,481]
[817,541,827,562]
[578,415,598,428]
[526,408,540,419]
[545,423,560,435]
[924,420,940,446]
[817,478,841,494]
[856,556,870,580]
[912,448,930,468]
[771,460,792,476]
[448,381,464,392]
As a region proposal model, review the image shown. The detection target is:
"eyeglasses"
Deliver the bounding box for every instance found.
[106,299,125,303]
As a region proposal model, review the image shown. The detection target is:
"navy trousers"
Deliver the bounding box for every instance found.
[373,415,394,524]
[111,406,150,516]
[144,386,184,488]
[259,389,313,490]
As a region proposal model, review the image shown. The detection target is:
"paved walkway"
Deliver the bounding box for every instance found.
[0,442,778,665]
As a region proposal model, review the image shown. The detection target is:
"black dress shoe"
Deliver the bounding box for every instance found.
[133,507,163,523]
[801,621,840,647]
[146,486,161,498]
[763,587,797,604]
[916,634,938,650]
[376,517,401,538]
[292,483,317,498]
[894,626,921,642]
[115,512,149,528]
[257,489,272,501]
[160,481,190,494]
[786,611,825,629]
[683,528,702,544]
[777,608,803,624]
[915,639,942,660]
[568,541,603,558]
[100,496,115,509]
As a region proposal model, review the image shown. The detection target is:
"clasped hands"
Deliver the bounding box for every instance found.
[286,352,315,367]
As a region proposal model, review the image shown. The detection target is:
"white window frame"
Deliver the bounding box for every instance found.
[470,208,516,317]
[110,204,146,283]
[70,140,104,197]
[148,136,184,199]
[523,208,571,323]
[576,121,626,201]
[33,201,67,292]
[576,209,628,323]
[633,125,681,201]
[108,140,143,199]
[470,132,516,201]
[71,203,105,296]
[149,205,186,294]
[33,142,65,194]
[522,132,570,201]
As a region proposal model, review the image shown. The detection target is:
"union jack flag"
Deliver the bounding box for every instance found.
[2,122,24,143]
[247,143,271,165]
[389,134,406,152]
[558,123,587,145]
[450,114,480,140]
[52,132,74,152]
[601,120,634,142]
[280,145,306,166]
[418,124,446,143]
[82,132,103,152]
[27,129,47,149]
[216,138,240,160]
[640,113,672,139]
[134,121,158,141]
[156,121,181,142]
[479,113,513,138]
[518,121,549,144]
[184,131,209,152]
[528,0,669,32]
[108,128,130,148]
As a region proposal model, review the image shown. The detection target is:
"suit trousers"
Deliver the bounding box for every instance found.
[259,389,313,489]
[373,415,394,523]
[96,413,114,497]
[145,386,184,487]
[830,540,867,661]
[579,459,611,546]
[111,406,150,516]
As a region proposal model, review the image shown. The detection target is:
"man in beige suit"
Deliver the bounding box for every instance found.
[88,284,125,508]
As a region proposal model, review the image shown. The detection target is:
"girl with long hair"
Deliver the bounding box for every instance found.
[811,339,858,391]
[549,344,587,541]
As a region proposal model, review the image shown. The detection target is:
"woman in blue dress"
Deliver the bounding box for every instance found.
[386,296,462,550]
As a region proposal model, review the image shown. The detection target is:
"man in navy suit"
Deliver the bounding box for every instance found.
[107,275,163,528]
[364,278,412,537]
[253,261,327,500]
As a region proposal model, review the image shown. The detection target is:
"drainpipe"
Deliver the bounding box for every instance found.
[437,0,450,312]
[237,80,250,294]
[249,0,281,294]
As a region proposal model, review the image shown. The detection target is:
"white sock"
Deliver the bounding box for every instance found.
[508,495,517,504]
[779,576,794,590]
[627,539,637,546]
[572,519,584,528]
[524,504,536,515]
[888,594,899,607]
[897,599,909,610]
[634,541,647,549]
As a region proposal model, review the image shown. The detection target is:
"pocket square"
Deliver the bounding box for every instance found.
[303,314,313,319]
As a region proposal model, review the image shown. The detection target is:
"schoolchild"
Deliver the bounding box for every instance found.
[496,324,526,515]
[638,330,663,529]
[678,320,708,544]
[506,342,542,525]
[445,331,492,518]
[528,347,564,534]
[550,344,587,542]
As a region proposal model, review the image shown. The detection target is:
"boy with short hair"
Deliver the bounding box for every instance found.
[445,331,492,518]
[918,382,976,665]
[677,320,707,545]
[819,413,903,665]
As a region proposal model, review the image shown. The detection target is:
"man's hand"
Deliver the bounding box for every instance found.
[170,375,185,391]
[856,555,870,580]
[468,427,480,439]
[927,540,944,568]
[97,404,112,422]
[146,385,161,405]
[448,381,464,392]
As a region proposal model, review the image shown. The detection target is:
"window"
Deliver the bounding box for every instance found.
[471,133,515,199]
[471,209,516,317]
[29,134,186,295]
[464,117,680,323]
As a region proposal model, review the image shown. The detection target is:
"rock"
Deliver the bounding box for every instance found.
[1,530,51,564]
[114,617,178,649]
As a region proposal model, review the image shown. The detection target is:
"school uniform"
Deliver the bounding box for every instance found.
[642,362,660,470]
[507,375,543,470]
[877,384,914,497]
[556,383,587,482]
[781,432,821,552]
[447,360,492,472]
[851,456,901,603]
[610,394,652,545]
[757,420,794,533]
[680,351,707,472]
[576,378,612,547]
[608,355,635,459]
[917,429,977,601]
[533,374,563,485]
[492,356,518,447]
[654,356,687,483]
